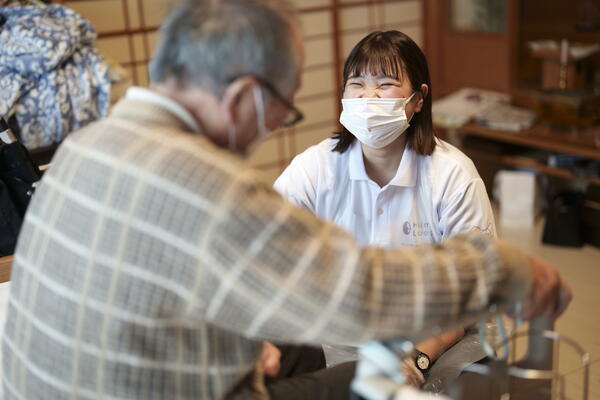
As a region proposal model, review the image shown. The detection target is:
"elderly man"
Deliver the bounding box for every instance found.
[2,0,571,399]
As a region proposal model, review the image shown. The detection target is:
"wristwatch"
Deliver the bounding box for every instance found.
[415,351,431,373]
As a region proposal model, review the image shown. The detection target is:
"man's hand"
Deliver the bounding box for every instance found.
[260,341,282,377]
[522,257,572,321]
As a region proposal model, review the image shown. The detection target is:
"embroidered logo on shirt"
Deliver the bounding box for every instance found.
[403,221,433,238]
[470,223,494,236]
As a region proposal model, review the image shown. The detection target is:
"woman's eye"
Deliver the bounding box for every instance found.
[348,82,362,87]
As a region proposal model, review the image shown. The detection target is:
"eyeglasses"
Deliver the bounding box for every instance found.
[229,75,304,128]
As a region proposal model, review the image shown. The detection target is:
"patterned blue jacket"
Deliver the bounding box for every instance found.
[0,5,109,149]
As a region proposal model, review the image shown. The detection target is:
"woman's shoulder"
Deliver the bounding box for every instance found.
[428,139,480,179]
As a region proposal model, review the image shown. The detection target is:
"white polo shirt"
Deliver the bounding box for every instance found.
[274,138,496,248]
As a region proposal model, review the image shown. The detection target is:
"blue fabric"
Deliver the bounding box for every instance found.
[0,5,110,149]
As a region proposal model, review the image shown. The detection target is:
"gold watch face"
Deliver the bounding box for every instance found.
[417,355,429,370]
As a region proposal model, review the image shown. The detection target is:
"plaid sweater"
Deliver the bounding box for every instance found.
[2,98,531,399]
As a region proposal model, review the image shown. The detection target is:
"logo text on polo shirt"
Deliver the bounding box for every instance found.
[404,221,433,238]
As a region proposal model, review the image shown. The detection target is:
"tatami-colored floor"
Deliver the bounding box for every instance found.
[496,213,600,400]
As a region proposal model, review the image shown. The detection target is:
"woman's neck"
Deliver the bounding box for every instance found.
[361,136,407,187]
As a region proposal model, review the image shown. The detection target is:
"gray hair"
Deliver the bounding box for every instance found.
[149,0,300,96]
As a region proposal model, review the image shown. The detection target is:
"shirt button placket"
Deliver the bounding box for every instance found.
[374,189,386,245]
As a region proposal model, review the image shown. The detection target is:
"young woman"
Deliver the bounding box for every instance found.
[274,30,496,386]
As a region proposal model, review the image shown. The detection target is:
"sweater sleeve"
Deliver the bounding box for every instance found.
[197,174,531,345]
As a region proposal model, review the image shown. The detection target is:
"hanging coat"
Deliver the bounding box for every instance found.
[0,5,110,149]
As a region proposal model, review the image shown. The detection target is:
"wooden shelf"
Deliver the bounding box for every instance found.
[454,122,600,190]
[459,123,600,160]
[501,155,600,185]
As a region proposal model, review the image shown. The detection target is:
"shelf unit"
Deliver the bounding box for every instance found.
[501,155,600,186]
[454,122,600,195]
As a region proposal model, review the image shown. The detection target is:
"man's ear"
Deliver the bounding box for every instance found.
[221,76,258,125]
[415,83,429,113]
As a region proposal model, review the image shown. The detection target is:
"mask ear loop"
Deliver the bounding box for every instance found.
[253,85,267,139]
[227,85,267,153]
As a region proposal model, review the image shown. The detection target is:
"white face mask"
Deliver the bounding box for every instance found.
[228,85,268,153]
[339,93,415,149]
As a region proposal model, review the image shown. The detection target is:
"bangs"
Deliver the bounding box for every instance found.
[344,38,404,82]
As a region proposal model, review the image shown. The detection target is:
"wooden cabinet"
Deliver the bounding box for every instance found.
[423,0,600,100]
[424,1,600,198]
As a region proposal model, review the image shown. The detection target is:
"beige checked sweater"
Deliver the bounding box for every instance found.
[2,98,531,399]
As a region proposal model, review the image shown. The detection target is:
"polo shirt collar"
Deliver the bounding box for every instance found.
[348,139,417,187]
